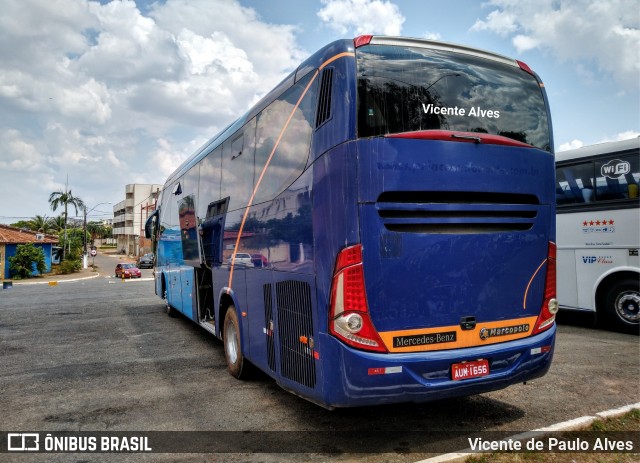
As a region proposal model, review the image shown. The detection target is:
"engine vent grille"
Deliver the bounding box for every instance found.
[376,191,540,234]
[276,280,316,388]
[315,68,333,128]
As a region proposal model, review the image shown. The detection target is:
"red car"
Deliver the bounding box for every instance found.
[115,262,142,278]
[251,254,269,268]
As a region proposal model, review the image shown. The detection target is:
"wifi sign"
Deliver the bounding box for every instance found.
[601,159,630,179]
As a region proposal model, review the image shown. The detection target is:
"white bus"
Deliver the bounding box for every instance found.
[555,137,639,333]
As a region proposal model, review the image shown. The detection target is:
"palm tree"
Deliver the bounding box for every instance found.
[30,215,52,234]
[49,185,85,261]
[49,215,65,233]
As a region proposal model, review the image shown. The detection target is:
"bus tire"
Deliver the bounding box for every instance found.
[223,306,251,379]
[601,278,640,334]
[163,287,177,318]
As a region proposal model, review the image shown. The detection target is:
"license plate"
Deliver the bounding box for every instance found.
[451,359,490,381]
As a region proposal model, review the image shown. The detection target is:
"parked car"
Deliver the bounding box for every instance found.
[227,253,254,267]
[251,254,269,268]
[137,253,155,269]
[115,263,142,278]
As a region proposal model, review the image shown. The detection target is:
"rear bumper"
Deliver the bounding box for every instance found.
[320,324,555,408]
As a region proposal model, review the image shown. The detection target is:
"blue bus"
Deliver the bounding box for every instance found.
[146,36,557,408]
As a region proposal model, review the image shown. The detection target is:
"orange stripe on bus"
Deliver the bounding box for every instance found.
[320,52,355,70]
[228,51,355,289]
[378,316,540,353]
[228,70,319,288]
[523,257,547,310]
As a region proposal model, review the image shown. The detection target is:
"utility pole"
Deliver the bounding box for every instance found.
[83,203,111,269]
[83,206,87,269]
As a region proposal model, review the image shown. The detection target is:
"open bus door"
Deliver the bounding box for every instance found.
[144,209,159,258]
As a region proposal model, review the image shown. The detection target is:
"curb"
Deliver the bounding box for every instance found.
[414,402,640,463]
[10,272,101,286]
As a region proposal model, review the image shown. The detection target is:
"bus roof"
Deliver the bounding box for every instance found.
[555,137,640,163]
[367,36,519,68]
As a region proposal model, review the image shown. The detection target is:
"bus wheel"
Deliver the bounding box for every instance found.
[223,306,251,379]
[164,288,177,318]
[602,278,640,334]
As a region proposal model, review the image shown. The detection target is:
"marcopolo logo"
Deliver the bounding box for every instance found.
[601,159,630,179]
[479,324,530,340]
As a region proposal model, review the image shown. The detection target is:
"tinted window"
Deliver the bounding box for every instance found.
[556,154,640,206]
[356,44,551,150]
[221,131,254,212]
[198,147,222,219]
[254,72,316,204]
[159,185,174,237]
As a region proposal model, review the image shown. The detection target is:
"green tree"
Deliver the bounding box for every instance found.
[9,220,32,229]
[8,243,46,279]
[30,215,54,234]
[49,185,84,261]
[87,221,110,243]
[49,215,65,233]
[62,227,88,255]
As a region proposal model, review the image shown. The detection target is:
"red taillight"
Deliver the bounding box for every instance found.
[329,245,387,352]
[533,242,558,335]
[335,244,362,273]
[354,35,373,48]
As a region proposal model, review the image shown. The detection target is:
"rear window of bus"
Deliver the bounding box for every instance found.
[356,44,551,151]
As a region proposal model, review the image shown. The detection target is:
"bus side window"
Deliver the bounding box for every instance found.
[595,155,640,201]
[557,163,594,204]
[222,134,253,212]
[201,197,229,266]
[198,147,222,220]
[254,72,315,205]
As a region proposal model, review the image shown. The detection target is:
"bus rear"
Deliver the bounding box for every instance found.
[321,37,556,406]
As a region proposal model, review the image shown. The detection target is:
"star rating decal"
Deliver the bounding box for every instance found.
[582,219,615,227]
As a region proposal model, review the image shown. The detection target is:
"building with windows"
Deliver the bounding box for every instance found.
[0,225,59,279]
[112,184,162,256]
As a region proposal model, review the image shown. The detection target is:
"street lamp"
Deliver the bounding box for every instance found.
[83,202,111,269]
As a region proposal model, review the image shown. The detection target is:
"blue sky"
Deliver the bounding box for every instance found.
[0,0,638,223]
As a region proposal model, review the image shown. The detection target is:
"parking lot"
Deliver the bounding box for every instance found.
[1,254,638,462]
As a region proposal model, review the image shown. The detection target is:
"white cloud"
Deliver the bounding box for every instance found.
[599,130,640,143]
[470,10,518,37]
[150,0,304,82]
[471,0,640,89]
[0,128,45,170]
[317,0,404,36]
[151,138,189,179]
[557,139,584,152]
[0,0,94,73]
[0,0,306,221]
[511,34,540,53]
[423,31,442,41]
[78,1,183,82]
[176,30,252,76]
